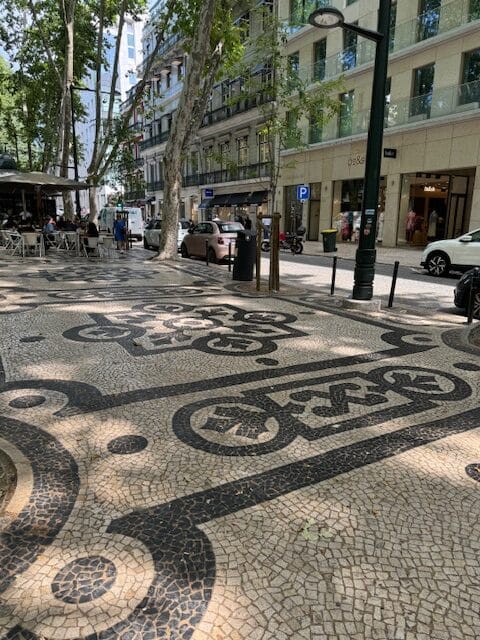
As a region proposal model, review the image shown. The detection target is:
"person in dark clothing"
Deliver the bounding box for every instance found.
[244,214,252,230]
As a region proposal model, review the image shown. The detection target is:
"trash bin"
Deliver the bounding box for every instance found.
[321,229,337,253]
[233,230,256,281]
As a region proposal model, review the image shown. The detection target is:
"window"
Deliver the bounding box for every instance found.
[258,131,269,163]
[288,52,300,77]
[470,0,480,19]
[219,141,230,170]
[285,111,298,148]
[313,39,326,81]
[339,90,354,137]
[190,151,199,174]
[309,114,322,144]
[342,24,357,71]
[411,63,435,116]
[417,0,440,42]
[389,2,397,52]
[205,146,214,173]
[237,136,249,166]
[237,12,250,41]
[129,72,137,85]
[127,25,135,60]
[460,48,480,104]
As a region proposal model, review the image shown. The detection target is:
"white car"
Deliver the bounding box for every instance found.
[143,219,190,251]
[420,228,480,276]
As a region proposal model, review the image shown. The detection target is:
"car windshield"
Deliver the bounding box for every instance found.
[218,222,243,233]
[179,220,190,229]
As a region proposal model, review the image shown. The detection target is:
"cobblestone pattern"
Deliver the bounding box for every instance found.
[0,252,479,639]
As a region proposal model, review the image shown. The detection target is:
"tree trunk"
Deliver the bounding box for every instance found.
[89,185,99,223]
[156,0,218,261]
[158,156,181,259]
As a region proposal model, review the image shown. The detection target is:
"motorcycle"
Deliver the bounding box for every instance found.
[261,231,304,255]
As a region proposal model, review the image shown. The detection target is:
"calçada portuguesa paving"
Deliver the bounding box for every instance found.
[0,248,479,640]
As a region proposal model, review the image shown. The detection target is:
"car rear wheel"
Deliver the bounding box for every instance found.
[426,251,450,277]
[471,290,480,319]
[180,243,189,258]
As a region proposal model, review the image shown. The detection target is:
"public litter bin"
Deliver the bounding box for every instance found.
[233,230,256,281]
[321,229,337,253]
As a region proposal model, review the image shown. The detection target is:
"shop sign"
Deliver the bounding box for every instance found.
[383,148,397,158]
[348,154,365,168]
[205,188,214,197]
[424,186,436,192]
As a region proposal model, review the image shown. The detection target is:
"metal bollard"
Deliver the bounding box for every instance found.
[228,242,232,272]
[388,261,400,308]
[205,240,209,266]
[330,256,337,295]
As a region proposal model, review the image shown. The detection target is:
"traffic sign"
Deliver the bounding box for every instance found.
[296,185,310,201]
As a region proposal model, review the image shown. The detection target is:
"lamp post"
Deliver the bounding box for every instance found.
[308,3,391,300]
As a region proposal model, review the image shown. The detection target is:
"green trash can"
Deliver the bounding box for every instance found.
[321,229,337,252]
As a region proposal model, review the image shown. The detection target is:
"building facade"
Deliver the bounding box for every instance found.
[133,0,480,245]
[279,0,480,245]
[136,0,274,223]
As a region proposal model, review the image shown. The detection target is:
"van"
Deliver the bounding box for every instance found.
[98,207,144,241]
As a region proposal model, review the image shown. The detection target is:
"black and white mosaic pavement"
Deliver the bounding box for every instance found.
[0,250,479,639]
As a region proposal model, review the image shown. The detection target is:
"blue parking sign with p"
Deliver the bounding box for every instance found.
[297,185,310,201]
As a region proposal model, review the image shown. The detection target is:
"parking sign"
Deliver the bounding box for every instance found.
[296,185,310,201]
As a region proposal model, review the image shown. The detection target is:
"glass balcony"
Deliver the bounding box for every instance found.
[386,79,480,127]
[391,0,480,52]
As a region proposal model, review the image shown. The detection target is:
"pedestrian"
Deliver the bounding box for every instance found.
[113,213,126,252]
[244,214,252,230]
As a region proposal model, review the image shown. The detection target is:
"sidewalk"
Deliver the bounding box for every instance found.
[0,249,479,640]
[303,239,424,268]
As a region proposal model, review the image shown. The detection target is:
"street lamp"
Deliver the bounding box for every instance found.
[308,3,391,300]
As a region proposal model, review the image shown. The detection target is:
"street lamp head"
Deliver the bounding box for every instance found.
[308,7,345,29]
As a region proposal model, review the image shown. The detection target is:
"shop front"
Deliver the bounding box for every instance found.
[332,177,386,244]
[397,170,475,245]
[199,191,268,223]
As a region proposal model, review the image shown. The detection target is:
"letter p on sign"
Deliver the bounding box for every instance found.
[296,185,310,202]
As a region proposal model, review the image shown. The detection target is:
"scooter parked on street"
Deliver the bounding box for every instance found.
[261,230,304,254]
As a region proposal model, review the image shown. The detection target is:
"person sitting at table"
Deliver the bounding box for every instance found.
[42,217,57,251]
[83,221,99,254]
[64,219,78,231]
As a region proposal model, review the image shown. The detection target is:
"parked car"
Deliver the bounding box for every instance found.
[143,219,190,250]
[181,220,244,263]
[420,228,480,276]
[453,268,480,318]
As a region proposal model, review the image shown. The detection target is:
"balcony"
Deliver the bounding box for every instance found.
[314,79,480,145]
[146,180,165,192]
[146,163,271,192]
[139,129,170,151]
[201,90,273,128]
[391,0,479,52]
[124,189,146,201]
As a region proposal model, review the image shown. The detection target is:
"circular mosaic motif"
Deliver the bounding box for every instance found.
[51,556,117,604]
[9,395,46,409]
[107,435,148,455]
[465,463,480,482]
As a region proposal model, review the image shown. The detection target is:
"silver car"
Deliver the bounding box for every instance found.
[143,219,190,251]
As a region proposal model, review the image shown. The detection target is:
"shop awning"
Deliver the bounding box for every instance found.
[229,192,251,205]
[248,190,268,204]
[210,194,231,206]
[0,170,88,193]
[198,198,213,209]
